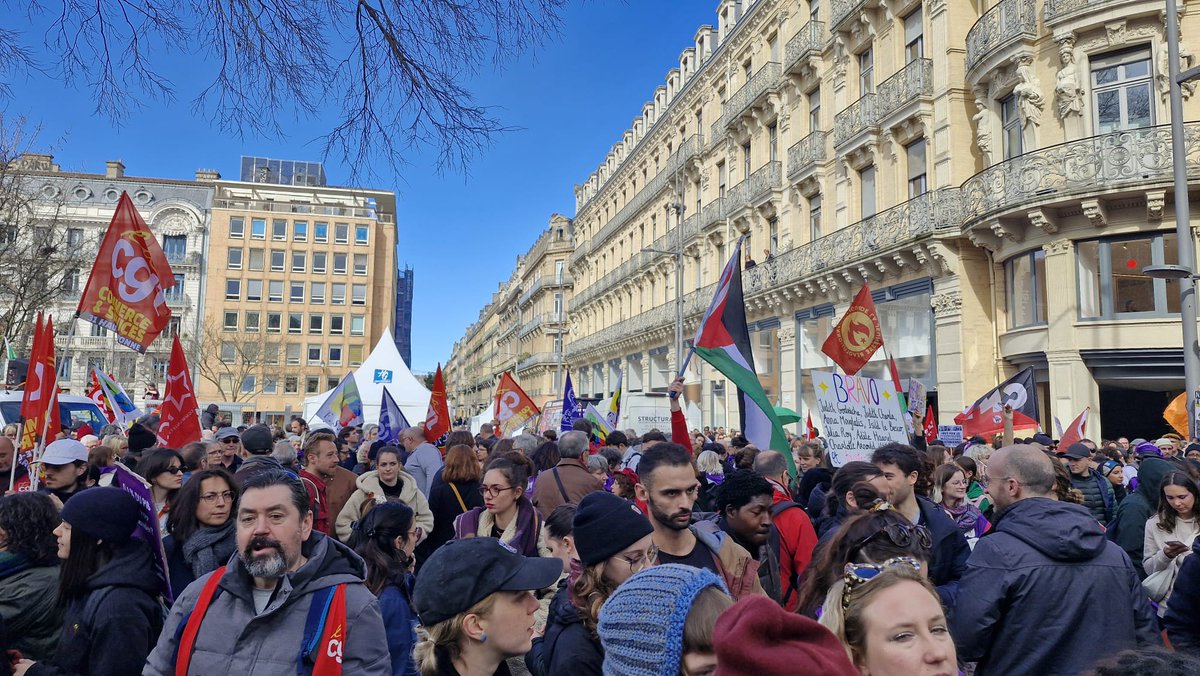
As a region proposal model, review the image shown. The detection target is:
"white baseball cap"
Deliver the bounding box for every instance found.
[35,439,89,465]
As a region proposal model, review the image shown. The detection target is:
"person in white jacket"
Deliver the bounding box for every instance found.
[336,447,434,542]
[1143,471,1200,615]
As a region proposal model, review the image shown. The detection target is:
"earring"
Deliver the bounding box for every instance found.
[480,633,488,643]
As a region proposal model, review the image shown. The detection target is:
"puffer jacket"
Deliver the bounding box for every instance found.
[1110,457,1174,578]
[28,539,164,676]
[952,497,1159,676]
[526,578,603,676]
[143,532,390,675]
[334,470,435,542]
[0,556,61,661]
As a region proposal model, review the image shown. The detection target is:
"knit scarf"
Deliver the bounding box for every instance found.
[182,519,238,578]
[0,551,31,580]
[456,496,541,556]
[944,501,982,533]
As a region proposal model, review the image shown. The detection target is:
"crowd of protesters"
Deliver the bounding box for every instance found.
[5,383,1200,675]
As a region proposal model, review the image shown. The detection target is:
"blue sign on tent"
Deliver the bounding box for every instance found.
[373,369,393,384]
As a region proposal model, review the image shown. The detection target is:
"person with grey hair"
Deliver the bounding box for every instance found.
[753,450,818,611]
[513,433,541,457]
[272,439,298,471]
[531,430,603,519]
[399,426,443,497]
[586,454,609,484]
[952,445,1159,675]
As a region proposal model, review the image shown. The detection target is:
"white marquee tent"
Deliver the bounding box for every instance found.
[302,329,430,426]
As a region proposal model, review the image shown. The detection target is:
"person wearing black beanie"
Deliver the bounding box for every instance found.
[16,487,165,676]
[526,491,655,676]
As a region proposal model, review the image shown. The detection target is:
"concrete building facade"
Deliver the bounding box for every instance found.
[395,266,414,367]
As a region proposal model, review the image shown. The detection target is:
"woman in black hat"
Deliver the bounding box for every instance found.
[13,487,165,676]
[351,502,421,676]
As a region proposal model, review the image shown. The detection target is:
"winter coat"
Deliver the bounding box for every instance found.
[454,497,552,559]
[334,470,435,542]
[143,532,391,675]
[27,539,164,676]
[1071,468,1116,524]
[299,470,331,535]
[1110,457,1174,578]
[766,480,818,611]
[952,497,1160,676]
[0,555,61,661]
[200,405,219,431]
[1143,514,1199,615]
[526,579,603,676]
[378,575,420,676]
[530,459,604,520]
[324,466,359,536]
[794,467,832,517]
[690,522,765,601]
[404,442,444,497]
[916,495,971,607]
[424,479,484,556]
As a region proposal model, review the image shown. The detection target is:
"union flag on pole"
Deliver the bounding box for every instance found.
[157,335,201,448]
[19,313,60,454]
[77,192,174,353]
[495,372,540,438]
[1057,407,1090,450]
[424,364,450,444]
[923,404,938,444]
[821,285,884,376]
[87,371,116,423]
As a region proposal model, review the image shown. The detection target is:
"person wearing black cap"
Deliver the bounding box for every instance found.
[413,538,562,676]
[1062,442,1116,524]
[13,487,164,676]
[526,492,655,676]
[234,424,284,484]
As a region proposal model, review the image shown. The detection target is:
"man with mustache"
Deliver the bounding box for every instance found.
[143,468,390,675]
[635,442,764,600]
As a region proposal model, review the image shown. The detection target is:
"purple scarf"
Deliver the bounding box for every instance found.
[945,501,988,537]
[454,494,541,556]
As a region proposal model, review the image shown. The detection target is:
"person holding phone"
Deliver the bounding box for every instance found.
[1144,471,1200,615]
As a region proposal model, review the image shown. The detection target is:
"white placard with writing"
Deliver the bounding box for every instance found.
[937,425,964,447]
[813,370,910,466]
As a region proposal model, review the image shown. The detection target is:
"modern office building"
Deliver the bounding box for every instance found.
[395,266,414,367]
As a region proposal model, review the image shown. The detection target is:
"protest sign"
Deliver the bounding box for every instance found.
[99,463,173,602]
[907,379,927,415]
[813,370,909,466]
[937,424,964,447]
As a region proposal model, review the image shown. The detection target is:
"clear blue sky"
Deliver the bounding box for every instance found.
[4,2,715,373]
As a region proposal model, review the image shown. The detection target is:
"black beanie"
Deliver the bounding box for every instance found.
[127,423,157,454]
[573,491,654,566]
[241,424,274,454]
[60,486,141,545]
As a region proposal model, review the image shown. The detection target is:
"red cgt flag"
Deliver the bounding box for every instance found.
[158,335,202,449]
[77,192,174,354]
[424,364,450,444]
[1057,407,1090,450]
[821,285,884,376]
[87,371,116,423]
[19,314,60,453]
[494,371,540,438]
[923,404,938,444]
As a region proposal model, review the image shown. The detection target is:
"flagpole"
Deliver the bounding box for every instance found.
[7,419,22,491]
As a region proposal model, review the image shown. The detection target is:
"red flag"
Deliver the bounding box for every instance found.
[923,404,938,444]
[805,412,818,440]
[18,313,46,422]
[158,335,202,449]
[311,585,348,675]
[77,192,174,353]
[19,314,60,453]
[494,371,541,437]
[821,285,884,375]
[87,371,116,423]
[424,364,450,444]
[1057,407,1090,450]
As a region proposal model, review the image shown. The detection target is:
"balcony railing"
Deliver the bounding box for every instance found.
[962,123,1200,226]
[571,252,649,311]
[876,58,933,115]
[518,312,566,338]
[833,93,878,147]
[745,161,783,205]
[700,197,727,230]
[722,62,782,128]
[213,198,387,221]
[832,0,868,32]
[1045,0,1129,23]
[586,164,672,256]
[966,0,1037,73]
[788,131,827,178]
[786,21,825,73]
[517,351,562,371]
[518,273,573,306]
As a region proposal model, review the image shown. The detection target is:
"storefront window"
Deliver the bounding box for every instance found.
[750,324,780,405]
[1007,250,1047,328]
[1077,233,1179,319]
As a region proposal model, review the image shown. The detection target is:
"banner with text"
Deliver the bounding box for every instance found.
[813,370,909,466]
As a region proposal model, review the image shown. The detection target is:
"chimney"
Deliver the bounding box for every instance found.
[105,160,125,179]
[194,168,221,182]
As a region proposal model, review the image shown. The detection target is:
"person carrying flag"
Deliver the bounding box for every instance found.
[143,469,391,675]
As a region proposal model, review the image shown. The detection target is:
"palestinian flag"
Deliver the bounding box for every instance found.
[691,236,793,475]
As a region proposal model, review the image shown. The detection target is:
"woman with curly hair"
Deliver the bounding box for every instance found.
[527,491,655,676]
[0,492,63,661]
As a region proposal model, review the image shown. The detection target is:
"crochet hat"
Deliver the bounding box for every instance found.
[598,563,728,676]
[573,491,654,566]
[60,486,141,545]
[713,595,858,675]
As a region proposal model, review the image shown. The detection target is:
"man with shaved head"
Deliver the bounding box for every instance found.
[951,445,1159,675]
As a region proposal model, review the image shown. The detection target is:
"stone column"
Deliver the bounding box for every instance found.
[1042,238,1100,433]
[778,319,798,418]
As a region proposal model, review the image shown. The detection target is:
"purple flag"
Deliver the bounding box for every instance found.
[100,463,174,603]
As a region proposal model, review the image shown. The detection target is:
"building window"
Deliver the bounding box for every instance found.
[1078,233,1180,319]
[1007,249,1047,328]
[307,345,322,365]
[906,138,928,198]
[309,314,324,334]
[268,280,284,303]
[267,312,282,333]
[243,311,260,333]
[903,9,924,62]
[270,250,285,272]
[272,219,287,240]
[284,376,299,393]
[314,222,329,242]
[1093,47,1153,134]
[162,234,186,262]
[330,314,345,335]
[220,342,236,363]
[294,220,308,241]
[350,315,365,336]
[225,279,240,301]
[859,48,874,94]
[349,345,364,366]
[251,218,266,239]
[246,279,263,302]
[768,217,778,255]
[741,142,751,181]
[334,223,349,243]
[717,161,727,199]
[223,311,238,331]
[808,88,821,131]
[262,377,277,394]
[166,316,182,337]
[305,376,320,394]
[241,375,256,394]
[355,225,369,244]
[290,283,304,303]
[292,252,306,273]
[353,254,368,275]
[227,248,243,269]
[351,284,367,305]
[286,343,301,365]
[329,345,343,365]
[229,217,245,238]
[248,248,264,271]
[313,252,327,273]
[332,283,347,305]
[1001,95,1022,159]
[265,344,280,367]
[768,124,778,163]
[859,166,876,219]
[311,282,326,304]
[288,313,302,334]
[809,0,818,22]
[333,253,347,274]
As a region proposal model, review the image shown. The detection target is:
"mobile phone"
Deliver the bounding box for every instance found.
[1167,540,1185,548]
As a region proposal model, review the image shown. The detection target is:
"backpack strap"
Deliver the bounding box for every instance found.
[769,502,803,607]
[174,566,227,676]
[298,584,341,675]
[448,483,469,513]
[551,468,570,504]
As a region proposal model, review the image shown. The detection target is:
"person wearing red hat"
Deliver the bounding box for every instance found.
[713,595,856,675]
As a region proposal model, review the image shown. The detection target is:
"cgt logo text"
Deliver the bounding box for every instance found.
[325,637,344,664]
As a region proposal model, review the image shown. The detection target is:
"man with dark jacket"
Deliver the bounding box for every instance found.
[872,443,970,606]
[531,431,603,519]
[1062,442,1115,524]
[952,445,1159,675]
[233,424,284,484]
[1109,456,1174,579]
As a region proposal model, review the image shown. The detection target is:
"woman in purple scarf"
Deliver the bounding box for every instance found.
[932,463,990,547]
[454,455,550,557]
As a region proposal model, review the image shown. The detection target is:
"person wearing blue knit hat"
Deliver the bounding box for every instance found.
[597,563,733,676]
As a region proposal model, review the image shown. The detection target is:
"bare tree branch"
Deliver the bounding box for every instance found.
[185,317,277,403]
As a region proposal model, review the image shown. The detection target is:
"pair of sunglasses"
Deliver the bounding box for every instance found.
[850,522,933,556]
[842,556,923,609]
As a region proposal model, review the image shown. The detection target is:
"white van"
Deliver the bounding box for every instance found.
[0,392,110,433]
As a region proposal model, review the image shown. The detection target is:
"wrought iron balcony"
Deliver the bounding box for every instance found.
[517,351,562,371]
[966,0,1037,74]
[700,197,727,231]
[518,273,574,307]
[788,131,827,179]
[722,62,782,128]
[876,58,933,115]
[1045,0,1137,23]
[745,161,783,205]
[786,21,825,74]
[832,0,868,32]
[833,93,878,147]
[961,123,1200,228]
[518,312,567,338]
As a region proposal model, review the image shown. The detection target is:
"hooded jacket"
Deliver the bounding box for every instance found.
[27,539,163,676]
[526,579,603,676]
[1109,457,1173,578]
[690,522,765,601]
[334,469,435,542]
[952,497,1159,675]
[143,532,390,675]
[0,555,61,661]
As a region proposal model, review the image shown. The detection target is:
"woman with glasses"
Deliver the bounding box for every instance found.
[796,501,932,619]
[135,448,185,533]
[350,502,422,676]
[930,463,989,548]
[528,491,656,676]
[336,446,434,543]
[454,455,550,558]
[162,468,240,594]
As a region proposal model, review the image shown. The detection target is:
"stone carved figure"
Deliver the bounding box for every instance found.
[971,97,993,164]
[1158,41,1198,100]
[1055,43,1085,119]
[1013,55,1045,128]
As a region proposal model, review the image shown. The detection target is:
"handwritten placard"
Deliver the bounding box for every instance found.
[813,370,910,466]
[937,425,964,447]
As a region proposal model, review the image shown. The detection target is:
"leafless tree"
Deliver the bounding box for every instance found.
[0,116,92,351]
[3,0,568,178]
[188,317,279,403]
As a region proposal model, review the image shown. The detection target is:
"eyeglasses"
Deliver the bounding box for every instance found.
[199,490,235,505]
[221,438,240,444]
[616,544,659,573]
[161,466,183,475]
[842,556,923,609]
[850,523,933,556]
[479,484,516,497]
[409,526,424,541]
